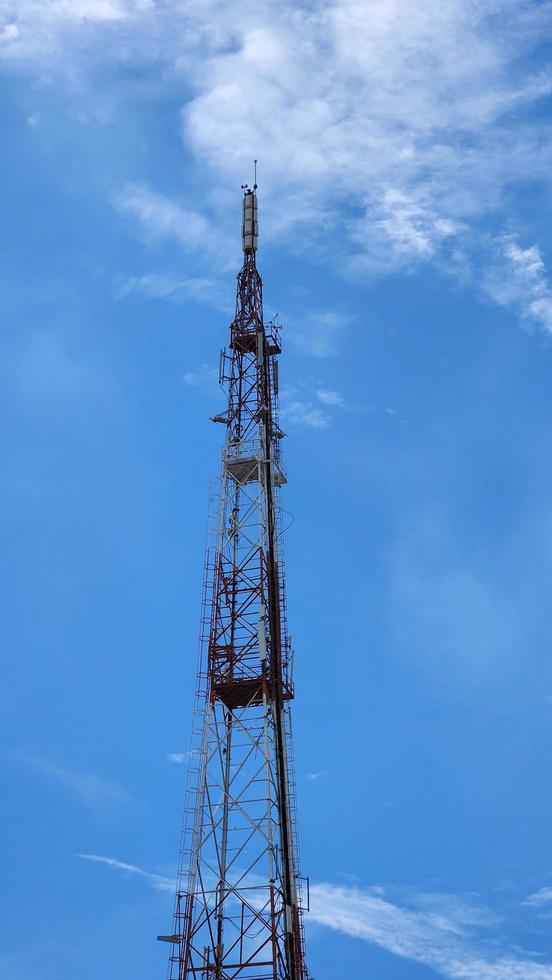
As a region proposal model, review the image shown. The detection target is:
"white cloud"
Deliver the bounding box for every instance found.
[1,23,18,42]
[382,406,406,422]
[51,0,129,20]
[522,888,552,908]
[375,188,460,260]
[182,2,552,258]
[309,883,552,979]
[114,273,215,304]
[280,383,331,429]
[2,1,552,331]
[316,389,345,407]
[182,362,218,393]
[281,379,347,429]
[306,770,328,781]
[112,184,236,270]
[494,238,552,336]
[284,400,330,430]
[289,312,352,359]
[167,752,188,764]
[71,856,552,979]
[113,184,218,252]
[20,754,129,807]
[78,853,174,890]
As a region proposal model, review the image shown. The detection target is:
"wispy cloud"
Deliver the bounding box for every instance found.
[112,183,232,261]
[1,23,19,43]
[484,237,552,336]
[179,0,552,299]
[309,883,552,979]
[78,854,174,891]
[72,855,552,979]
[282,398,331,431]
[114,273,216,305]
[180,364,347,423]
[289,312,353,359]
[3,2,552,332]
[522,888,552,909]
[384,405,407,423]
[0,0,152,63]
[375,188,460,260]
[49,0,130,23]
[19,754,129,808]
[281,379,347,430]
[167,752,189,764]
[306,770,328,782]
[316,389,345,408]
[182,362,218,394]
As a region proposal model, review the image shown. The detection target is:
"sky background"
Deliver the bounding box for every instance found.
[2,1,552,978]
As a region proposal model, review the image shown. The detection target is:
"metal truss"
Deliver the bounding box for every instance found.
[162,190,309,980]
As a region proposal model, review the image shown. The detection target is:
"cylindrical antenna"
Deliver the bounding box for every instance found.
[242,185,258,254]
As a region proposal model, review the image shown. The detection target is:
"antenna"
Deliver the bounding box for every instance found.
[242,161,258,193]
[241,178,258,254]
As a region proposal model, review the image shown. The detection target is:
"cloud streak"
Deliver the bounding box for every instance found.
[114,273,216,304]
[78,854,174,890]
[19,754,129,808]
[522,888,552,909]
[112,184,236,269]
[309,883,552,979]
[75,855,552,979]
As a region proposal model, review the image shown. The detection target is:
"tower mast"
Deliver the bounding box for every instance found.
[161,186,310,980]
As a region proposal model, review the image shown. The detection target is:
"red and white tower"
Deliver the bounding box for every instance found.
[160,186,310,980]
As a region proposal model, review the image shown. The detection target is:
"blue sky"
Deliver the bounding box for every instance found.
[2,1,552,978]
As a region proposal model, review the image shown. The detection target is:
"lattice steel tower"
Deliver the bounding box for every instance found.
[160,186,310,980]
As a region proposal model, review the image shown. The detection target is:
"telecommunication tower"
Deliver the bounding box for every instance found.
[159,185,310,980]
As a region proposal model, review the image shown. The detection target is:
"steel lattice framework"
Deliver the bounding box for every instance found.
[160,188,310,980]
